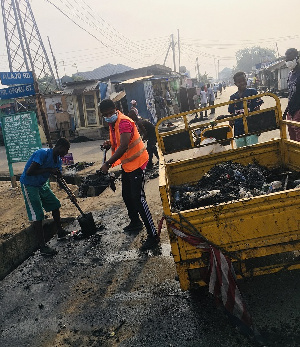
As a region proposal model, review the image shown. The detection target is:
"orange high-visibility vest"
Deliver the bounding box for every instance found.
[109,111,148,172]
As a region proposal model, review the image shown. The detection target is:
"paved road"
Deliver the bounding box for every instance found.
[1,89,298,347]
[1,203,299,347]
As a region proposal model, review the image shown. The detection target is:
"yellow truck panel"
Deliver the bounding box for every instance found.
[156,93,300,291]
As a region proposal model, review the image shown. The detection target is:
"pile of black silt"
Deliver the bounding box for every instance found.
[79,171,116,197]
[171,161,300,211]
[66,161,95,172]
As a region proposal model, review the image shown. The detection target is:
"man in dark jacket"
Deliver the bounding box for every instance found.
[128,109,159,170]
[228,71,263,148]
[284,48,300,142]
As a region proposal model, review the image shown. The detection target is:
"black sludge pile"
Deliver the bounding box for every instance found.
[171,161,300,211]
[79,171,116,197]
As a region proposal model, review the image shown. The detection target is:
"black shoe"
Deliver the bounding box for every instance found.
[40,245,58,256]
[123,221,143,233]
[57,229,70,240]
[140,235,160,251]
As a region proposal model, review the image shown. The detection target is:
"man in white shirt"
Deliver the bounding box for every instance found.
[206,83,215,114]
[200,86,208,120]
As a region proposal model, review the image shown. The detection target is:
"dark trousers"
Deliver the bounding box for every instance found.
[200,103,207,118]
[146,139,159,167]
[122,167,157,236]
[209,100,215,114]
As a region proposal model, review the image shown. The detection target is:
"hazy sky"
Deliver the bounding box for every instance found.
[0,0,299,79]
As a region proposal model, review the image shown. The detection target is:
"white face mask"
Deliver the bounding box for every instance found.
[286,58,298,70]
[104,113,118,123]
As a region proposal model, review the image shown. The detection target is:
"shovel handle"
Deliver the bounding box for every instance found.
[102,148,107,164]
[57,177,85,215]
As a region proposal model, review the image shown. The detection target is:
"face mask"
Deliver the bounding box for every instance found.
[286,59,297,70]
[104,113,118,123]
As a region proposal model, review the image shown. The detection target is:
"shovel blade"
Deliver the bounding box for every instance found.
[78,212,97,237]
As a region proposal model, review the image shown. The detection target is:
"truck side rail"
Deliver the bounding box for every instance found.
[155,92,288,155]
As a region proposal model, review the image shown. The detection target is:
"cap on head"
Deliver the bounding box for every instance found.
[130,100,137,105]
[99,99,116,113]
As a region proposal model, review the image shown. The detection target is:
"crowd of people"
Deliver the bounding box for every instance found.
[193,82,227,120]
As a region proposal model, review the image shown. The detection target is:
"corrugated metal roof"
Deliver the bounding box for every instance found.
[62,80,99,95]
[120,75,153,84]
[74,64,132,80]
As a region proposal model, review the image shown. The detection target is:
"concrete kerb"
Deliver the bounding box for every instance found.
[0,217,74,280]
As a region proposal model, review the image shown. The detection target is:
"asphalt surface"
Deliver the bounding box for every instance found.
[1,89,299,346]
[1,199,300,347]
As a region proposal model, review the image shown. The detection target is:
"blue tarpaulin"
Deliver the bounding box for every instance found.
[99,83,108,100]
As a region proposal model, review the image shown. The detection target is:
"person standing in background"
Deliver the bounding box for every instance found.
[228,72,263,148]
[218,82,223,95]
[283,48,300,142]
[130,100,139,116]
[206,83,215,114]
[200,86,208,120]
[213,83,218,98]
[128,110,159,170]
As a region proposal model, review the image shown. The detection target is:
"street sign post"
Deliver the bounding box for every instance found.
[0,71,34,85]
[0,84,35,100]
[0,70,52,149]
[1,111,42,187]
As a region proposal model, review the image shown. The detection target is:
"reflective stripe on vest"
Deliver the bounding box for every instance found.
[121,146,146,164]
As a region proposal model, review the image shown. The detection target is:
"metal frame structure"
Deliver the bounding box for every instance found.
[1,0,59,91]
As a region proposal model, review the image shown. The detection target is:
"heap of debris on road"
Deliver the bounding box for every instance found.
[171,160,300,211]
[78,171,117,197]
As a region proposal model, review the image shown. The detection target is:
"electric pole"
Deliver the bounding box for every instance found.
[196,57,200,82]
[177,29,181,72]
[171,34,176,72]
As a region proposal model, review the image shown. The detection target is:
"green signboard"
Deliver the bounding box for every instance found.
[1,112,42,176]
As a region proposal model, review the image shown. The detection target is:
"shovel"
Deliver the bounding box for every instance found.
[57,177,97,237]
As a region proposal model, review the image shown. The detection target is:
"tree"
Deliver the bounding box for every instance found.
[235,46,276,73]
[37,74,59,94]
[219,67,233,82]
[199,72,209,84]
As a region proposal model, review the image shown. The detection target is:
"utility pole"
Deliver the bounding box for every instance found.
[217,59,220,80]
[177,29,181,72]
[275,42,280,58]
[196,57,200,82]
[171,34,176,72]
[214,58,217,80]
